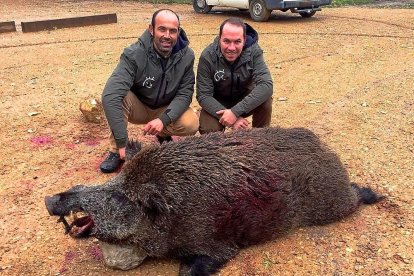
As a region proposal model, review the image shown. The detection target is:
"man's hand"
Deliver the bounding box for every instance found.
[118,147,126,160]
[232,117,249,130]
[143,118,164,136]
[216,109,237,127]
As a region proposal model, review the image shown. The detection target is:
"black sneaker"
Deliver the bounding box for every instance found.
[100,152,124,173]
[156,135,173,144]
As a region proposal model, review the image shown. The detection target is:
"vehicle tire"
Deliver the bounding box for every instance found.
[299,10,316,18]
[249,0,271,22]
[193,0,212,13]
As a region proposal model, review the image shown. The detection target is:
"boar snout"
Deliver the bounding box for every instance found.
[45,195,62,216]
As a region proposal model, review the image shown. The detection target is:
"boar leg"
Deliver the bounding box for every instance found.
[178,255,226,276]
[125,139,142,161]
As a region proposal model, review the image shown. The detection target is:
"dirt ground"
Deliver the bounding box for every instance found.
[0,0,413,275]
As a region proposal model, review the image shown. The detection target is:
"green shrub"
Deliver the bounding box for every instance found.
[331,0,375,6]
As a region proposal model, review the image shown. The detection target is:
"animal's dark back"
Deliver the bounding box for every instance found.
[122,127,359,245]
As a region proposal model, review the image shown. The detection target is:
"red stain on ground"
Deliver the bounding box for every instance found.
[30,136,52,146]
[22,180,36,191]
[59,250,78,273]
[87,245,103,261]
[64,251,77,262]
[65,143,76,149]
[84,140,100,147]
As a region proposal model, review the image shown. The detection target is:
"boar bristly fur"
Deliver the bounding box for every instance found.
[45,127,382,275]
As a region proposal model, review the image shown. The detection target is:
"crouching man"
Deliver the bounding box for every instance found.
[100,9,199,173]
[197,18,273,134]
[196,17,273,134]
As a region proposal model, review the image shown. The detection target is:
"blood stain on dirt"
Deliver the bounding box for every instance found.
[84,140,100,147]
[22,180,36,191]
[65,143,76,149]
[59,250,78,273]
[30,136,52,146]
[87,245,103,261]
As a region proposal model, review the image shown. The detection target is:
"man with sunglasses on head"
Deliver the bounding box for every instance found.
[100,9,198,173]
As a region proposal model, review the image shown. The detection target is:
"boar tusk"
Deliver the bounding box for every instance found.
[57,215,72,234]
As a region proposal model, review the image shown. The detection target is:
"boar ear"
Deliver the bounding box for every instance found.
[125,139,142,161]
[138,184,169,219]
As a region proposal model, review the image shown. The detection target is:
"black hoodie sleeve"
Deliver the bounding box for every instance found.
[101,48,138,149]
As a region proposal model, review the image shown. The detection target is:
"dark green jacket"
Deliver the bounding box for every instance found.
[102,29,195,148]
[196,24,273,118]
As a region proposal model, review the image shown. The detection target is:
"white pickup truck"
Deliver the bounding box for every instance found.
[193,0,332,21]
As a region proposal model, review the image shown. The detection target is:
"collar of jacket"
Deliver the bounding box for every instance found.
[243,23,258,49]
[138,28,190,60]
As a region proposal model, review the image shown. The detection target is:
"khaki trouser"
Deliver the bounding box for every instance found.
[109,91,199,151]
[199,97,273,134]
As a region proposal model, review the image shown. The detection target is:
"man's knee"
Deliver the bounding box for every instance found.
[181,111,199,135]
[252,97,272,128]
[169,108,199,136]
[199,109,224,134]
[122,91,149,124]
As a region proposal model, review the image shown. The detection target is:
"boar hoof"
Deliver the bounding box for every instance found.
[179,255,225,276]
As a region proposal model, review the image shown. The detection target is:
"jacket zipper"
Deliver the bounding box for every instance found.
[155,71,165,107]
[231,58,247,104]
[162,81,169,99]
[154,60,167,107]
[230,69,234,103]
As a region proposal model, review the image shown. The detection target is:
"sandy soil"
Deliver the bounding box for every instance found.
[0,0,413,275]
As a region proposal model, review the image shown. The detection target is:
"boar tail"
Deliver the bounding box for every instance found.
[351,183,384,204]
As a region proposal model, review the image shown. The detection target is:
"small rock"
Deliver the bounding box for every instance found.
[28,112,39,117]
[307,100,322,104]
[79,98,103,124]
[28,78,37,85]
[99,241,147,270]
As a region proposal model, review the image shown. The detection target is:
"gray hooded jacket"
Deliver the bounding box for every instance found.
[102,28,195,148]
[196,24,273,118]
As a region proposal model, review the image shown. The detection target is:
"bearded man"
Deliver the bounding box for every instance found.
[196,17,273,134]
[100,9,198,173]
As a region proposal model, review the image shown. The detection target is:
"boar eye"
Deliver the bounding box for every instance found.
[111,191,129,203]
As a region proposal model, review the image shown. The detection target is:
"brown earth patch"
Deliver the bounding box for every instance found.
[0,1,413,275]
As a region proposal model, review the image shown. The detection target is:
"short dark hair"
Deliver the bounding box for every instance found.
[219,17,246,38]
[151,9,180,28]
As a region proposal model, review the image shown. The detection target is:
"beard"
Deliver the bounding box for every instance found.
[224,50,240,62]
[154,38,176,57]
